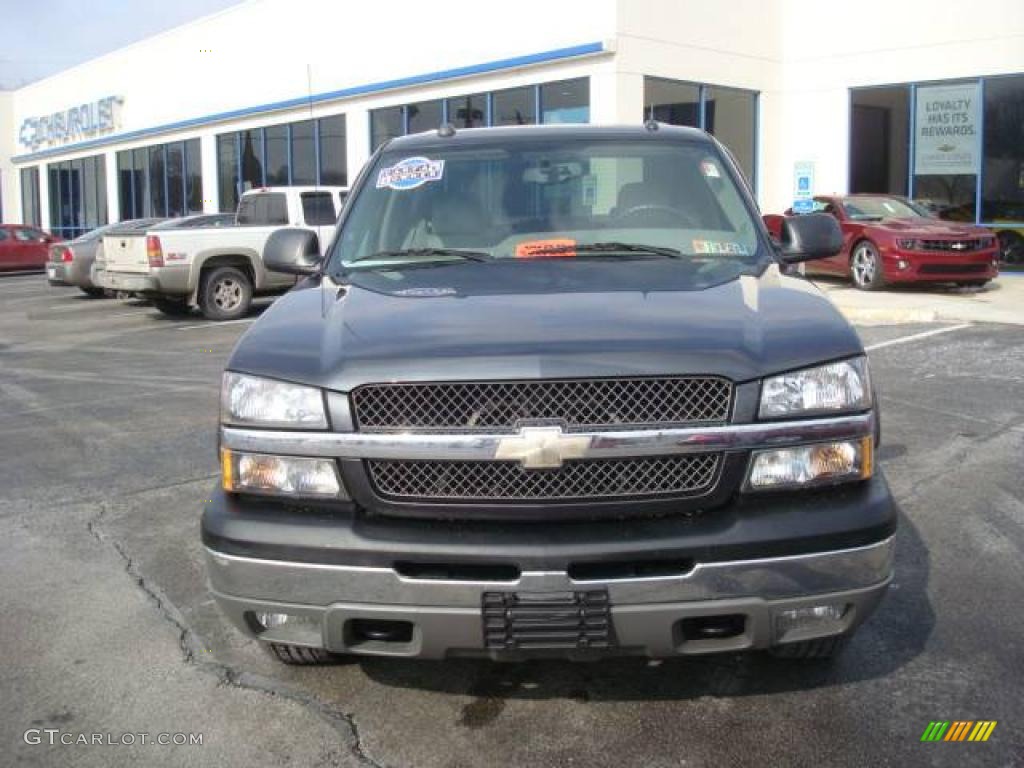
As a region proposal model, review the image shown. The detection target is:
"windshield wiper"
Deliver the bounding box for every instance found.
[538,241,685,259]
[349,248,493,265]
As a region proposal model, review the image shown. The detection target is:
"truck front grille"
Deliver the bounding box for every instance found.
[351,377,733,432]
[366,454,721,502]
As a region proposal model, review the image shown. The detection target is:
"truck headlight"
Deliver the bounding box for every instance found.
[221,372,327,429]
[759,358,871,419]
[746,437,873,491]
[221,448,346,498]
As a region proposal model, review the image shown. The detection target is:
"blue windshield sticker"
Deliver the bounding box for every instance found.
[377,156,445,190]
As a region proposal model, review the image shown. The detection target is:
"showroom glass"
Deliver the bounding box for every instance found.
[217,134,239,212]
[318,115,348,186]
[643,77,758,187]
[47,154,107,239]
[981,75,1024,223]
[264,125,289,186]
[540,79,589,124]
[446,93,487,128]
[407,100,443,134]
[291,121,316,185]
[492,86,536,126]
[20,167,42,227]
[849,86,910,196]
[333,139,762,282]
[240,129,264,193]
[118,139,202,220]
[369,78,589,149]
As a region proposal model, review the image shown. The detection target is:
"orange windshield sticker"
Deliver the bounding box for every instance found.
[515,238,577,259]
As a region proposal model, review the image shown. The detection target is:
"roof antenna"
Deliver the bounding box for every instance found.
[438,122,457,138]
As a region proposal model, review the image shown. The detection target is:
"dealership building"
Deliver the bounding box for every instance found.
[1,0,1023,242]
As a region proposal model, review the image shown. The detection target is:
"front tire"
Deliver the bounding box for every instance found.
[199,266,252,321]
[769,635,849,660]
[268,643,341,665]
[850,241,885,291]
[79,286,106,298]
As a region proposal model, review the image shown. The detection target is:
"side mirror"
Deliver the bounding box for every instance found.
[777,213,843,263]
[264,228,322,275]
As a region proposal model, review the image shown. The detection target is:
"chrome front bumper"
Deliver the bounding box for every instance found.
[206,536,894,658]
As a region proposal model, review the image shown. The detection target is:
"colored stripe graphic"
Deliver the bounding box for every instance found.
[921,722,950,741]
[968,722,998,742]
[945,721,973,741]
[920,720,997,742]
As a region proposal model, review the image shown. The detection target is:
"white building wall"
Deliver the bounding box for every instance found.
[0,91,14,222]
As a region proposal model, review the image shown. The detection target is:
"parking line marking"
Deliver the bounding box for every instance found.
[865,323,971,352]
[173,318,256,331]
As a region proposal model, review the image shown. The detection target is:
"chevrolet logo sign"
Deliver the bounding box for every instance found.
[494,426,591,469]
[951,242,967,250]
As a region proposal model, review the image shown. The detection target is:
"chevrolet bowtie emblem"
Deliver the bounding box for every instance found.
[494,426,591,469]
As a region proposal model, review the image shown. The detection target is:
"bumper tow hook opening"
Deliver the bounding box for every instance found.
[680,614,746,642]
[349,619,414,644]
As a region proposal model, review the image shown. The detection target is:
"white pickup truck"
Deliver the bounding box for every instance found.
[93,186,346,320]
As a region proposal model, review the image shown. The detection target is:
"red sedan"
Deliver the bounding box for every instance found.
[0,224,62,272]
[764,195,999,290]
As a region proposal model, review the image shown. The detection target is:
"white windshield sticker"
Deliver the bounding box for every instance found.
[700,160,721,178]
[692,239,749,256]
[377,156,445,190]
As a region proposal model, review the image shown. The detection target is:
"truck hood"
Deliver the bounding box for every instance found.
[228,260,863,390]
[865,216,985,237]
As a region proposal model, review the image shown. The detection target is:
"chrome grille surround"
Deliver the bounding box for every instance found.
[366,454,721,502]
[351,377,734,433]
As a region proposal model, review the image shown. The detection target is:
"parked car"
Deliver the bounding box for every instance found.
[913,199,1024,264]
[47,219,164,295]
[0,224,61,271]
[204,124,894,665]
[93,187,346,320]
[764,194,1000,290]
[151,213,237,230]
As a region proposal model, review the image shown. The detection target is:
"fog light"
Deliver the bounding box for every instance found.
[221,448,346,498]
[775,604,847,639]
[897,259,909,270]
[746,437,872,491]
[256,612,291,629]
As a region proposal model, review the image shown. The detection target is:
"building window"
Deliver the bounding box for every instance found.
[290,120,316,185]
[492,86,536,126]
[850,86,910,196]
[20,167,42,227]
[318,115,348,186]
[371,107,404,151]
[217,134,239,212]
[540,79,589,124]
[643,77,758,187]
[369,78,588,150]
[217,114,348,209]
[46,154,108,239]
[118,138,202,220]
[264,125,289,186]
[446,93,486,128]
[407,100,443,134]
[981,75,1024,229]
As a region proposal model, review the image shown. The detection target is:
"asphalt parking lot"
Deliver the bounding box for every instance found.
[2,273,1022,767]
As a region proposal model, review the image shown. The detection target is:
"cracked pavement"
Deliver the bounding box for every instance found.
[2,274,1022,767]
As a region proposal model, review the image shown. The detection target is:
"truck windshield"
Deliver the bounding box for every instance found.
[331,139,764,275]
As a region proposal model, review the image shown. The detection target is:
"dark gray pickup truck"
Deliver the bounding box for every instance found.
[202,124,895,664]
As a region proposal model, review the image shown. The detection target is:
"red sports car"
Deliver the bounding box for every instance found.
[0,224,62,272]
[764,195,999,290]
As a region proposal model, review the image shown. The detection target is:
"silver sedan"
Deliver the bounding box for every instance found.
[47,219,164,296]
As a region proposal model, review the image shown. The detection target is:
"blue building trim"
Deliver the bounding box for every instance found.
[13,41,606,163]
